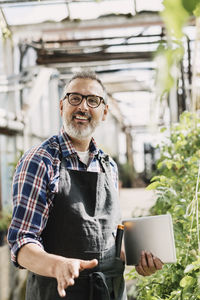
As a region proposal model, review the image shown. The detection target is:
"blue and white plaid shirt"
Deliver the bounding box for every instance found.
[7,127,118,267]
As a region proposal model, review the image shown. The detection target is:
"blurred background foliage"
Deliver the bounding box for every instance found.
[156,0,200,98]
[127,0,200,299]
[128,112,200,299]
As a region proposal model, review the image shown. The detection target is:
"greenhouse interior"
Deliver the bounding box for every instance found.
[0,0,200,299]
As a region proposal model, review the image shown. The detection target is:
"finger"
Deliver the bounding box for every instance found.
[57,270,75,296]
[153,256,163,270]
[80,259,98,270]
[139,251,152,276]
[140,251,150,273]
[57,280,66,298]
[135,264,146,276]
[120,249,125,261]
[146,252,156,273]
[68,278,75,286]
[62,270,76,286]
[135,252,147,276]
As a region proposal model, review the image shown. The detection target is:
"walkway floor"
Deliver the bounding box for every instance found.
[119,187,156,219]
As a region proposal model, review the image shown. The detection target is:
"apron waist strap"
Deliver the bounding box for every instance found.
[88,258,125,300]
[89,272,111,300]
[78,257,125,300]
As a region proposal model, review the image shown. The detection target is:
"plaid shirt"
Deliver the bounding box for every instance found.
[7,128,118,267]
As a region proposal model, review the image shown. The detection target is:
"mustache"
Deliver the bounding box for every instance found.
[72,111,92,120]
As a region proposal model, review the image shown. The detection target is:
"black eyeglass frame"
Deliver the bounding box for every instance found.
[64,92,105,108]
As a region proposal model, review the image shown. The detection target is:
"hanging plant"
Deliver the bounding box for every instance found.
[155,0,200,98]
[0,8,12,40]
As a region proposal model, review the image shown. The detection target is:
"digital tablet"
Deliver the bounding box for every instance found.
[122,214,177,265]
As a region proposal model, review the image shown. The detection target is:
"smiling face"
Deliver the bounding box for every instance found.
[60,78,108,141]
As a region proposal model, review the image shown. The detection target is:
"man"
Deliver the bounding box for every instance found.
[8,71,162,300]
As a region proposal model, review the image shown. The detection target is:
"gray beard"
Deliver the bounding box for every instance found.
[63,118,100,140]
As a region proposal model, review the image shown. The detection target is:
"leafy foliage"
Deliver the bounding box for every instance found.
[127,112,200,299]
[114,157,135,188]
[118,162,135,188]
[182,0,200,14]
[0,210,11,231]
[155,43,184,97]
[161,0,189,39]
[194,2,200,17]
[155,0,200,97]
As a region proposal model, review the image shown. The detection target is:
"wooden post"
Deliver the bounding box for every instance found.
[126,127,134,169]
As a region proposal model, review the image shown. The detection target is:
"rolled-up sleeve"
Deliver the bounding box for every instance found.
[7,151,52,267]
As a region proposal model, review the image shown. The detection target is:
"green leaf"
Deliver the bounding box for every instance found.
[158,159,174,169]
[151,175,162,182]
[161,0,189,39]
[184,264,195,273]
[194,2,200,16]
[146,182,160,190]
[180,275,195,288]
[165,160,173,169]
[160,127,167,133]
[181,0,199,14]
[157,161,164,169]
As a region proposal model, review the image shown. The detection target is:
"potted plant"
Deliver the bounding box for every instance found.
[0,211,11,246]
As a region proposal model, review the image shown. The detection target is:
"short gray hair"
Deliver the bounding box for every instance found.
[64,70,108,103]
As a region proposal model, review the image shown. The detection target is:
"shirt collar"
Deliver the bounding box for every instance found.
[58,127,99,158]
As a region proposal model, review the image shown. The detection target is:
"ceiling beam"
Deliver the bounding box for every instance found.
[0,0,99,5]
[10,13,164,33]
[36,51,153,64]
[31,33,163,44]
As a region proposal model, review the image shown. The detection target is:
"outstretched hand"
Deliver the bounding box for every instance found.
[135,251,163,276]
[54,257,98,297]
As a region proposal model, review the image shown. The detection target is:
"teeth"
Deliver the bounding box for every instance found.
[75,115,88,120]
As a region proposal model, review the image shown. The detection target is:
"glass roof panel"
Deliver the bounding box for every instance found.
[3,4,68,25]
[136,0,163,12]
[69,0,133,20]
[1,0,163,26]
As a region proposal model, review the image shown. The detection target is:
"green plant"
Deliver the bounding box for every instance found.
[127,111,200,299]
[0,210,12,232]
[114,157,135,188]
[155,0,200,99]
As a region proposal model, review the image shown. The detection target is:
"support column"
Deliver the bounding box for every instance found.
[192,17,200,111]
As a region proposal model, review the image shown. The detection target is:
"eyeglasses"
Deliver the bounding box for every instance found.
[64,93,105,108]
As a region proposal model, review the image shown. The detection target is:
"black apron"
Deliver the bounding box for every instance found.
[26,154,126,300]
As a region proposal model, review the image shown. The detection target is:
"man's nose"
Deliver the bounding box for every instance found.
[78,97,88,110]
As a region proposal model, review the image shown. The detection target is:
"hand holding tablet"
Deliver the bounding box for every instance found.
[135,250,163,276]
[122,214,177,266]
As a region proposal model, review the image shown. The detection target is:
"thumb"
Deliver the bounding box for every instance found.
[80,259,98,270]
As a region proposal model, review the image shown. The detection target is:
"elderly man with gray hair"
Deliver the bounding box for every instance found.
[8,71,163,300]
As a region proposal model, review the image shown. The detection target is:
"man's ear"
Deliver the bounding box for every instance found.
[59,99,63,117]
[102,104,108,121]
